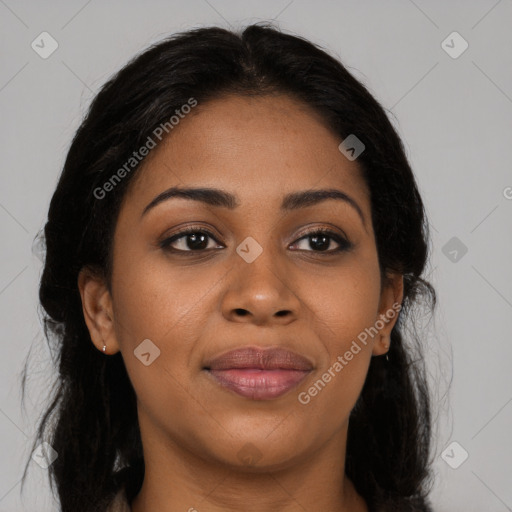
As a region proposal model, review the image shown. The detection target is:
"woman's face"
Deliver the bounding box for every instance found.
[80,93,402,471]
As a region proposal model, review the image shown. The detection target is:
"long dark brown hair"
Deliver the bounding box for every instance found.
[22,22,436,512]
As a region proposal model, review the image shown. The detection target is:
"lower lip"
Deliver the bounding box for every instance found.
[206,368,310,400]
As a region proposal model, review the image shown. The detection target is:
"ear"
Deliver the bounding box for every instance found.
[77,266,120,355]
[372,272,404,356]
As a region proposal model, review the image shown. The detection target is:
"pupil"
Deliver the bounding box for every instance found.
[310,234,329,251]
[188,233,208,250]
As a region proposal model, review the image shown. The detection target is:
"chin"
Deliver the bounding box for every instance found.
[200,429,309,472]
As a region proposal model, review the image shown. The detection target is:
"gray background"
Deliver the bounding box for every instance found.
[1,0,511,510]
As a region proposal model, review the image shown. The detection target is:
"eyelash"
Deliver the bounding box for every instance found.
[159,226,352,255]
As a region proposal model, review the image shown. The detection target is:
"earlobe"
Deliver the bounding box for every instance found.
[77,266,120,355]
[372,335,391,357]
[376,337,390,355]
[372,273,403,356]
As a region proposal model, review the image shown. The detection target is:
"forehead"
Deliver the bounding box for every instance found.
[124,94,370,214]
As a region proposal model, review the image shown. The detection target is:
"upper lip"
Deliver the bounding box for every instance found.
[204,346,314,371]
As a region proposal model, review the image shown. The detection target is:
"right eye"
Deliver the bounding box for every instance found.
[159,228,224,253]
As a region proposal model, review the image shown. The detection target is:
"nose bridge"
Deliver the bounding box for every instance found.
[235,233,285,295]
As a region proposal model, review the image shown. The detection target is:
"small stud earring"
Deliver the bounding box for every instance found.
[383,341,390,362]
[102,344,107,353]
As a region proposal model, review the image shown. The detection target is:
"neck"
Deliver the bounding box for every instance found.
[130,413,368,512]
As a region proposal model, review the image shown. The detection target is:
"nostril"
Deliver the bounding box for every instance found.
[234,308,248,316]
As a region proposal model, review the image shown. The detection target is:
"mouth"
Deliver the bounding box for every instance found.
[203,346,313,400]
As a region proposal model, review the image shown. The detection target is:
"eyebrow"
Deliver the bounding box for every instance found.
[140,186,366,227]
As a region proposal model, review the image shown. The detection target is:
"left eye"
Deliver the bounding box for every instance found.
[290,230,351,253]
[159,229,351,253]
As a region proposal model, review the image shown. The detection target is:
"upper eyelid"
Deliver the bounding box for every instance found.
[168,226,347,239]
[293,225,349,241]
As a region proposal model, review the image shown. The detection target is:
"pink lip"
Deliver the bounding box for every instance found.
[204,346,313,400]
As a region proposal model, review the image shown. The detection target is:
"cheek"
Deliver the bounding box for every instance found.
[300,348,372,431]
[110,260,205,428]
[298,294,377,428]
[305,257,382,349]
[112,252,220,344]
[110,253,225,406]
[296,255,381,415]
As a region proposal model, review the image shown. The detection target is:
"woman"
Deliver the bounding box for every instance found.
[23,23,436,511]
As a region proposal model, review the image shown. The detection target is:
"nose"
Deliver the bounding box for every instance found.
[221,246,301,326]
